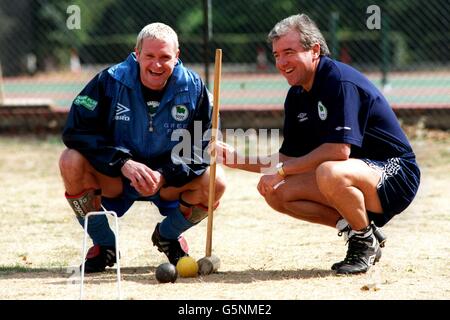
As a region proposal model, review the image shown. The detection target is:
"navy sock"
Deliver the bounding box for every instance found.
[77,214,116,247]
[159,207,194,240]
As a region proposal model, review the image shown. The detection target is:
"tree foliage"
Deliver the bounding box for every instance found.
[1,0,448,74]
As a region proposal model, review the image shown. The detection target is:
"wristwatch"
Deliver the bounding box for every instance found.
[276,162,286,177]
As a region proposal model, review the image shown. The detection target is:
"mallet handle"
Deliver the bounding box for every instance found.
[206,49,222,257]
[0,61,4,104]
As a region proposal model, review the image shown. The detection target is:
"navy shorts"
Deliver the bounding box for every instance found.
[361,156,420,227]
[101,177,179,217]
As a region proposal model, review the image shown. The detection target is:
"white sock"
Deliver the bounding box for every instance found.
[336,218,349,231]
[336,218,350,241]
[349,225,373,239]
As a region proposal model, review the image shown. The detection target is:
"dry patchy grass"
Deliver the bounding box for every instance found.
[0,132,449,300]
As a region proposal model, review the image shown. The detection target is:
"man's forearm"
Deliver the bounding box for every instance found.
[228,154,280,173]
[282,143,350,176]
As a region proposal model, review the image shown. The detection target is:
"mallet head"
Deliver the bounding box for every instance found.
[197,255,221,275]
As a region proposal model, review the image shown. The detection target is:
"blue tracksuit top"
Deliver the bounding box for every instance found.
[62,53,213,187]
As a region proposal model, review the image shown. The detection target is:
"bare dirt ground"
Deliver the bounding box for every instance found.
[0,130,448,300]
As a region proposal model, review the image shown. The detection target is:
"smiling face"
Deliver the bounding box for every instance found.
[135,37,179,91]
[272,30,320,91]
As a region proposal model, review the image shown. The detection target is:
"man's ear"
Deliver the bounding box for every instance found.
[176,49,180,60]
[312,43,321,58]
[135,47,140,60]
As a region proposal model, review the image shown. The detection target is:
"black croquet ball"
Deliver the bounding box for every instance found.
[155,263,178,283]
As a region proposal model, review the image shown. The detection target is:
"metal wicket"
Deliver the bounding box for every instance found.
[80,211,122,300]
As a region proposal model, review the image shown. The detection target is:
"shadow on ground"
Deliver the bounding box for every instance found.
[0,265,336,285]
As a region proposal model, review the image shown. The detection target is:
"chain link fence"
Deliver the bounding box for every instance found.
[0,0,449,132]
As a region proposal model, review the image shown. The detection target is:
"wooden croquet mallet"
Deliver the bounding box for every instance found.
[197,49,222,275]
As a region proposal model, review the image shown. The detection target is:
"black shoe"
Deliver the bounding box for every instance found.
[335,230,381,275]
[81,244,117,274]
[331,222,386,270]
[332,246,381,270]
[151,223,189,265]
[372,222,387,248]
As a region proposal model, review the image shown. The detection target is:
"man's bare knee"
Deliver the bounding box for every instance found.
[59,149,88,176]
[316,161,347,198]
[200,167,227,201]
[197,178,226,203]
[214,176,226,199]
[264,188,286,213]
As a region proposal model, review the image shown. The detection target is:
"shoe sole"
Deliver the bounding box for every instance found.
[331,255,381,270]
[333,248,382,274]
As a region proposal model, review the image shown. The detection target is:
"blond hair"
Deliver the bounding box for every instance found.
[136,23,179,52]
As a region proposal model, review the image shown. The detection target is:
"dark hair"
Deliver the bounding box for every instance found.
[268,14,330,56]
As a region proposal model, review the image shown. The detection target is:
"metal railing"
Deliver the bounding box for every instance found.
[0,0,449,131]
